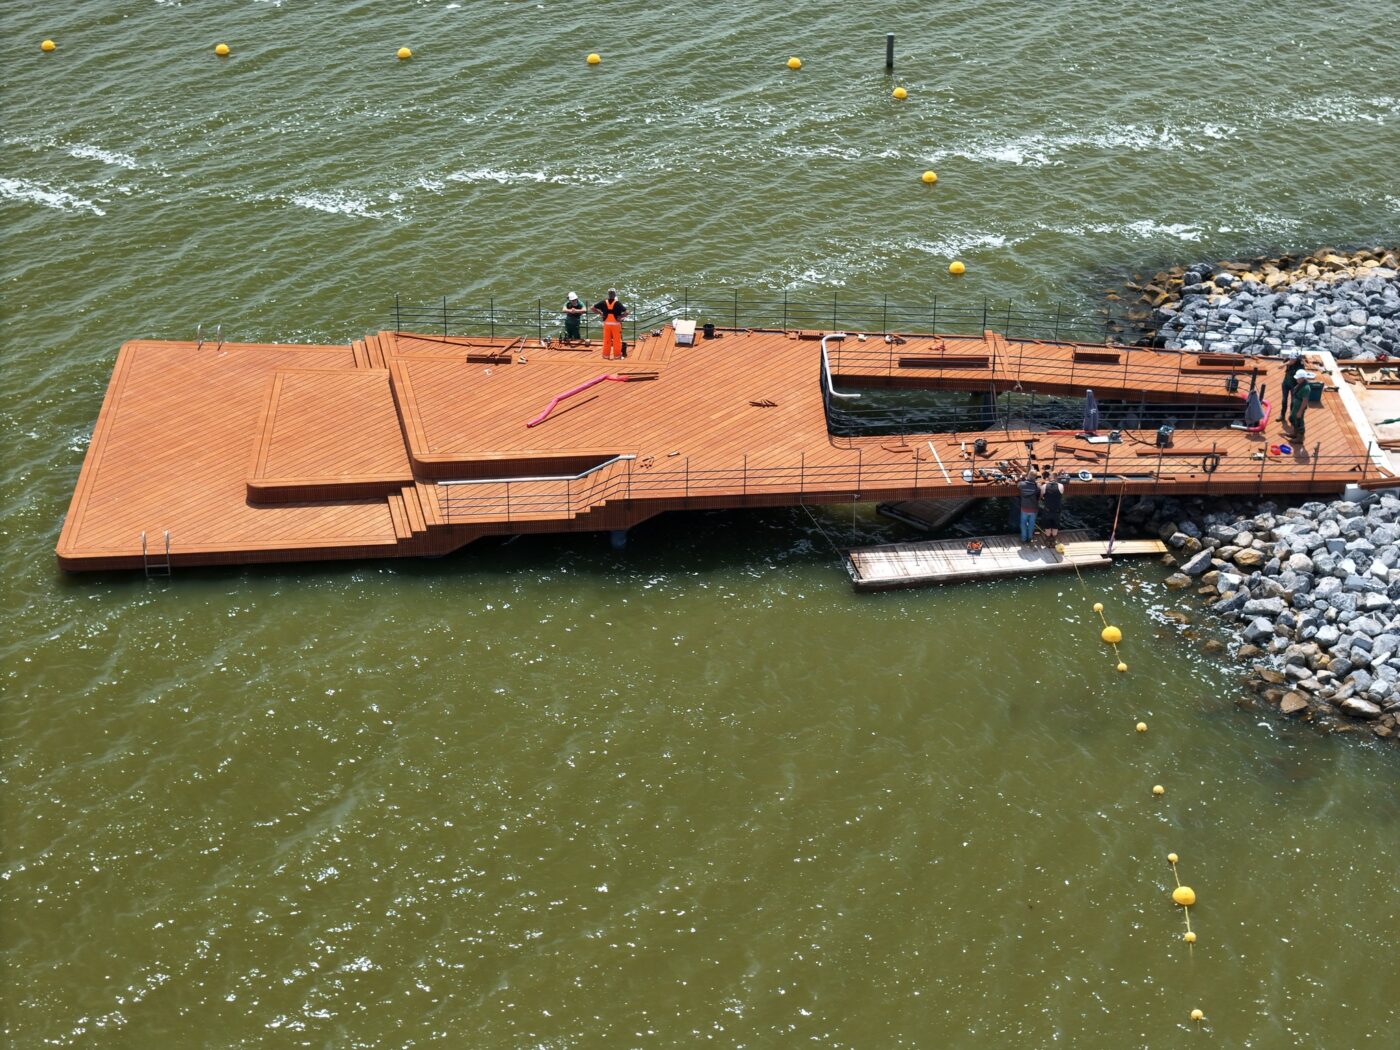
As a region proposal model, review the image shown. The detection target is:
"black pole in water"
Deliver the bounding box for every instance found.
[885,33,895,71]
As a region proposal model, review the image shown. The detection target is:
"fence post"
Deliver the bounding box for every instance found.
[686,455,690,498]
[1256,438,1267,495]
[800,450,805,500]
[489,296,495,340]
[1053,304,1060,343]
[537,299,543,342]
[982,298,988,332]
[932,295,938,335]
[394,293,401,334]
[743,453,748,496]
[783,288,789,331]
[505,481,511,523]
[733,289,739,331]
[1361,441,1372,482]
[833,290,839,331]
[442,296,448,338]
[1310,442,1321,486]
[882,294,889,335]
[857,447,863,497]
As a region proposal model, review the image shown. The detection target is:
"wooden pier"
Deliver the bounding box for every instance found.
[846,530,1168,591]
[55,322,1397,572]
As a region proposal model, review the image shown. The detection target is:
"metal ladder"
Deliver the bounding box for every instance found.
[141,530,171,578]
[194,323,224,351]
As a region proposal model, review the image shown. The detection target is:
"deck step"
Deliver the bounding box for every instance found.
[387,490,411,540]
[351,339,369,369]
[415,480,442,527]
[367,332,389,368]
[400,484,427,535]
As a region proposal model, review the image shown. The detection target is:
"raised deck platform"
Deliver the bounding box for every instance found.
[56,322,1397,572]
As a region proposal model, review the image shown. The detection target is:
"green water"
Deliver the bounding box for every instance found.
[3,2,1398,1046]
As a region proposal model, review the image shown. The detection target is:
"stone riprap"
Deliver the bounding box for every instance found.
[1127,490,1400,744]
[1123,247,1400,360]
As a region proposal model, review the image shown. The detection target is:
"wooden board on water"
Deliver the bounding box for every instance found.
[1059,538,1168,557]
[846,529,1163,591]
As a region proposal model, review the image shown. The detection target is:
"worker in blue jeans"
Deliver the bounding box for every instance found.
[1017,472,1043,545]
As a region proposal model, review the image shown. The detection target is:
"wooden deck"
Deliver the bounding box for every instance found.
[55,323,1397,572]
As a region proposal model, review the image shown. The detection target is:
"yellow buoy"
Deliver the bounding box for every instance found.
[787,56,802,70]
[892,86,908,100]
[1167,852,1178,864]
[1152,784,1164,796]
[1184,931,1197,944]
[41,39,56,52]
[215,43,230,57]
[586,52,601,65]
[1190,1009,1204,1022]
[1172,885,1196,907]
[1101,625,1122,644]
[397,47,413,60]
[921,170,938,184]
[1092,601,1104,613]
[1136,721,1148,733]
[948,260,966,276]
[1116,662,1128,673]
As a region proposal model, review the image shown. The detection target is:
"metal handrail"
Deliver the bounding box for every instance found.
[821,333,860,400]
[440,454,636,487]
[435,445,1381,524]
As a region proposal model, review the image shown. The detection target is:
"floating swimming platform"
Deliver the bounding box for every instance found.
[845,529,1167,591]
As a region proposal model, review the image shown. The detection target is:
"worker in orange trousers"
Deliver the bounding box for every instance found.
[593,288,628,360]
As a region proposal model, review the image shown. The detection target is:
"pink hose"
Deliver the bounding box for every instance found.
[1244,396,1272,433]
[526,374,633,428]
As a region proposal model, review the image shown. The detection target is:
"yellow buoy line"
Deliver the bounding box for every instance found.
[33,37,971,274]
[1060,552,1129,674]
[1054,493,1209,1022]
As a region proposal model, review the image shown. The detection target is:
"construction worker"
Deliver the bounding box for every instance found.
[1286,370,1317,439]
[593,288,628,361]
[562,292,586,343]
[1279,351,1304,419]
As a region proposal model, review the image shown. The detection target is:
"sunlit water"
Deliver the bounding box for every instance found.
[3,2,1397,1046]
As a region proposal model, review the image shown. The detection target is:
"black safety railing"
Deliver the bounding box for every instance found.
[392,294,678,348]
[438,441,1380,525]
[393,287,1297,355]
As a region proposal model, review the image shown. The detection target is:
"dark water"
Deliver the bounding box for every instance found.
[3,2,1397,1046]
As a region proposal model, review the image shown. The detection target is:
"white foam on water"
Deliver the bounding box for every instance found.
[0,177,105,216]
[903,232,1015,256]
[1281,94,1398,124]
[929,123,1212,167]
[773,144,905,161]
[282,190,382,218]
[443,167,612,186]
[64,143,140,169]
[1060,219,1205,241]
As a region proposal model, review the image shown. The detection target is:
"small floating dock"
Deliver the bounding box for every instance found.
[846,530,1167,591]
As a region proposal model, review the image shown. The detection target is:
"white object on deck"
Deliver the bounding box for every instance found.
[673,319,697,346]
